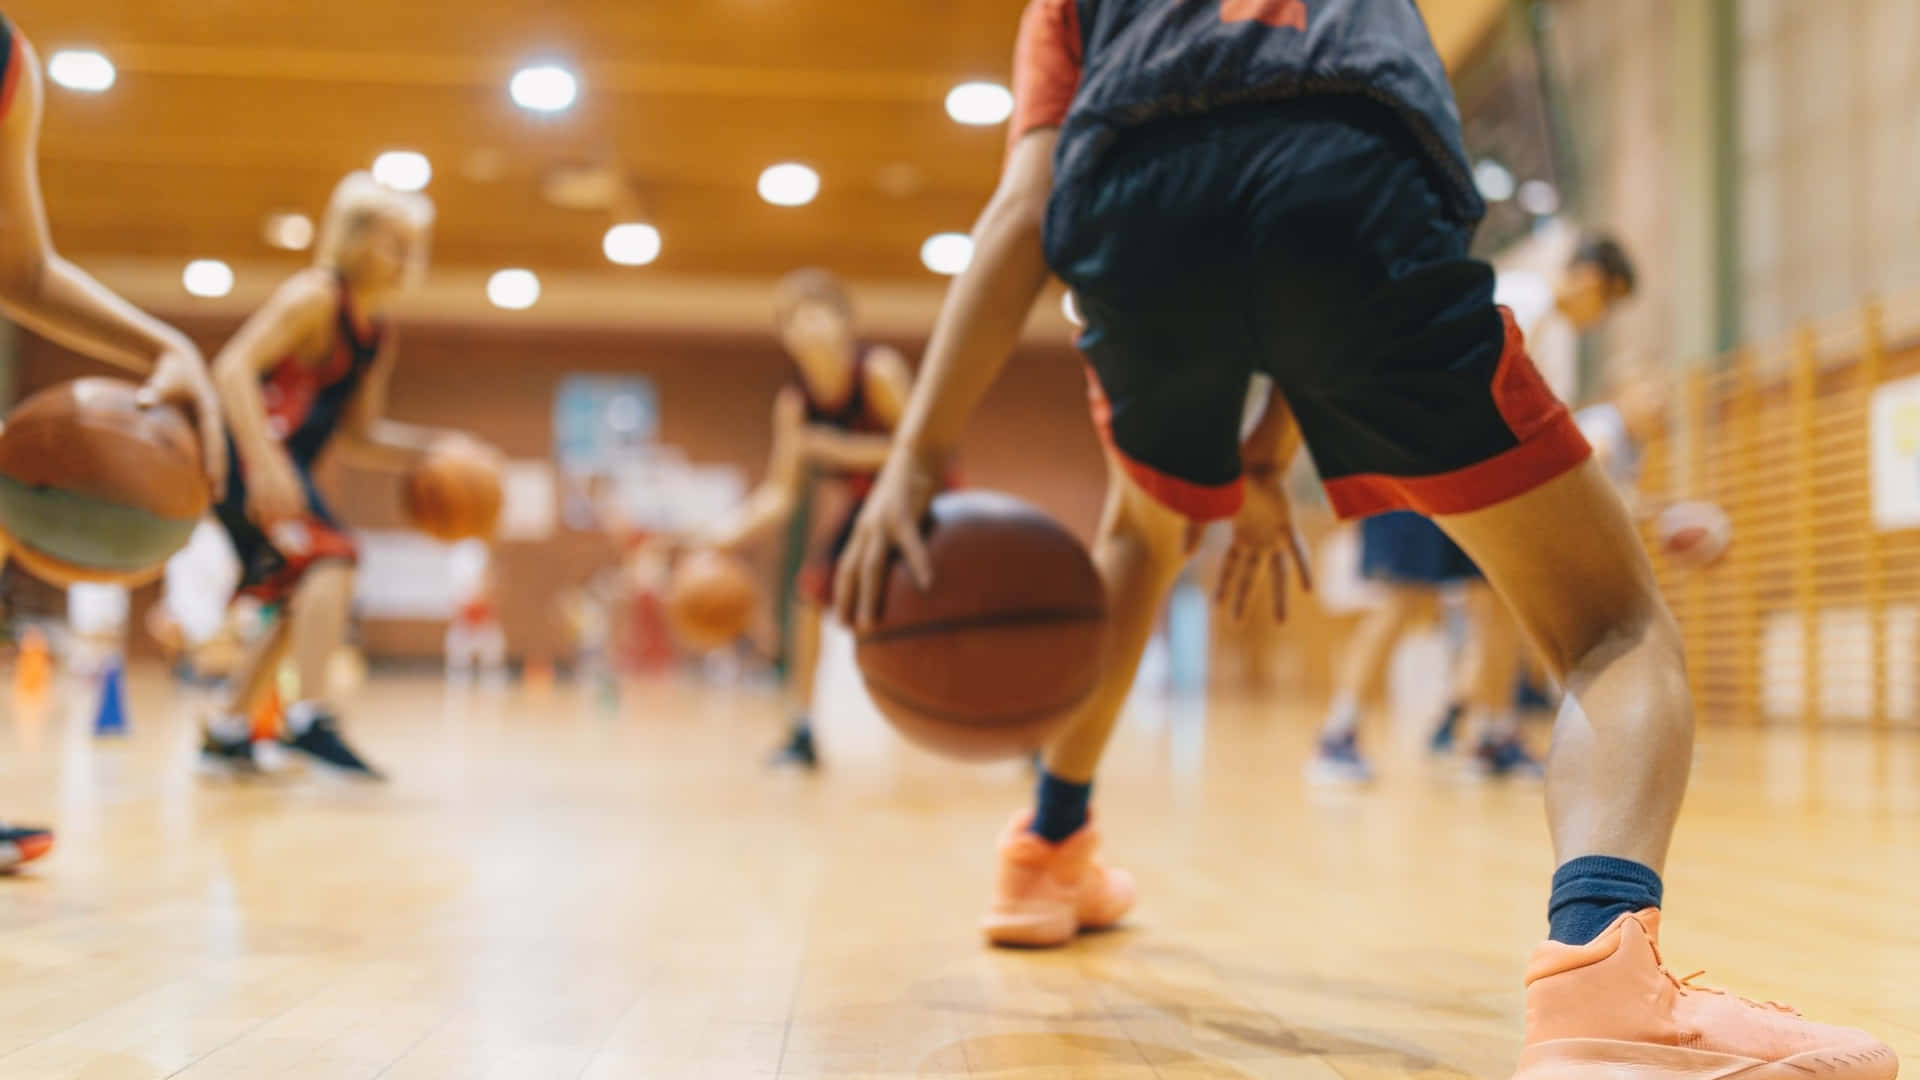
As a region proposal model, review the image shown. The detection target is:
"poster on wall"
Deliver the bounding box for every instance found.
[554,375,659,471]
[1870,373,1920,530]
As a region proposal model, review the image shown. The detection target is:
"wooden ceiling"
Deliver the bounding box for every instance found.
[8,0,1501,322]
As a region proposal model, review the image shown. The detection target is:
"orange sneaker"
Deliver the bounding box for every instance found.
[1518,909,1897,1080]
[981,813,1134,948]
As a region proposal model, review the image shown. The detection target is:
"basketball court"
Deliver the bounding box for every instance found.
[0,0,1915,1077]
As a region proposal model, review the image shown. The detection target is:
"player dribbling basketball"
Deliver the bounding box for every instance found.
[198,172,494,781]
[703,270,912,769]
[835,1,1895,1077]
[0,11,228,869]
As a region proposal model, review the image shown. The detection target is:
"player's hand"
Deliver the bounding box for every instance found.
[833,445,939,630]
[137,343,228,500]
[1216,467,1312,622]
[243,446,306,526]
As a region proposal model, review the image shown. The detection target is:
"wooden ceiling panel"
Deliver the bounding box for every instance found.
[3,1,1496,321]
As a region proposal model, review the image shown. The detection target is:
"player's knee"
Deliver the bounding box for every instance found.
[1556,589,1686,691]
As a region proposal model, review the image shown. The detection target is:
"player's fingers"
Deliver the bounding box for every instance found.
[1269,549,1289,622]
[894,518,934,593]
[1232,548,1258,620]
[831,533,860,625]
[1215,545,1241,608]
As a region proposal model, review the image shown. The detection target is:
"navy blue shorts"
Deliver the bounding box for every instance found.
[214,439,358,603]
[1046,98,1588,523]
[1359,510,1481,585]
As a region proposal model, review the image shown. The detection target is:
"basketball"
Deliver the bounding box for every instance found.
[0,378,209,587]
[854,490,1107,762]
[666,549,758,650]
[1656,500,1731,570]
[404,439,503,542]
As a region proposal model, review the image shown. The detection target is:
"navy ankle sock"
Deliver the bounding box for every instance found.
[1548,855,1664,944]
[1030,772,1092,844]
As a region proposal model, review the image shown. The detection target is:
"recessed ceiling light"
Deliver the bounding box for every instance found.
[510,64,578,113]
[47,50,115,92]
[487,268,540,310]
[921,233,973,276]
[1473,159,1515,203]
[758,163,820,207]
[182,260,234,298]
[945,81,1013,126]
[603,223,661,266]
[263,212,314,252]
[372,150,432,193]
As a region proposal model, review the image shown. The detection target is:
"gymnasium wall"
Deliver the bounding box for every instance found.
[12,318,1105,661]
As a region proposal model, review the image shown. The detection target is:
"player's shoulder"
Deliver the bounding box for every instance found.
[272,268,343,319]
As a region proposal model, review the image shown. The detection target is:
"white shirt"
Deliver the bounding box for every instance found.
[1575,403,1642,492]
[1494,269,1578,403]
[163,520,242,645]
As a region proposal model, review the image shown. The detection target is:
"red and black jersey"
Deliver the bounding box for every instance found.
[261,274,384,466]
[794,349,888,499]
[1009,0,1482,226]
[0,14,27,123]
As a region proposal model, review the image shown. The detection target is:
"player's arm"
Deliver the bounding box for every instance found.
[704,387,809,552]
[798,346,912,470]
[0,37,226,492]
[833,131,1057,625]
[212,269,336,521]
[335,333,468,472]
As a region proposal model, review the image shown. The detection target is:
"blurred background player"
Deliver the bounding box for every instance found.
[1311,232,1640,782]
[703,269,909,769]
[835,1,1894,1076]
[0,11,228,870]
[198,171,487,780]
[444,541,507,687]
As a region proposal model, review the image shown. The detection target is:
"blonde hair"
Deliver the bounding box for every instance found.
[314,171,436,288]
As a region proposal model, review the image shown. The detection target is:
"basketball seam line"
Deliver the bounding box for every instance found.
[861,669,1099,729]
[854,607,1106,644]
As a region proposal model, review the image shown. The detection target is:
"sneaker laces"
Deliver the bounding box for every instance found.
[1649,935,1798,1014]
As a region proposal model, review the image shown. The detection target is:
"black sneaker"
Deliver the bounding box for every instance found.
[1470,734,1546,780]
[198,723,265,779]
[0,821,52,871]
[769,724,819,770]
[284,713,385,781]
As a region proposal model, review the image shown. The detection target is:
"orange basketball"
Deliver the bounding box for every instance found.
[405,440,503,542]
[854,490,1108,762]
[0,378,210,587]
[666,549,758,650]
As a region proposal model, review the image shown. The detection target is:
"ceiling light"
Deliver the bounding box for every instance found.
[758,163,819,207]
[510,64,578,113]
[921,233,973,276]
[182,260,234,299]
[945,82,1014,126]
[47,50,115,92]
[487,269,540,310]
[1473,159,1515,203]
[263,212,314,252]
[603,223,661,266]
[372,150,432,192]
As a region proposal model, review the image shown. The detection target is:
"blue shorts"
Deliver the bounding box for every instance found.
[1046,98,1588,523]
[1359,511,1481,585]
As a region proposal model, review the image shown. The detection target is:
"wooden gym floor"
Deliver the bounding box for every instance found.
[0,651,1916,1079]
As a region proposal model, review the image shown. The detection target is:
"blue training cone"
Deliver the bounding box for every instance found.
[94,659,129,737]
